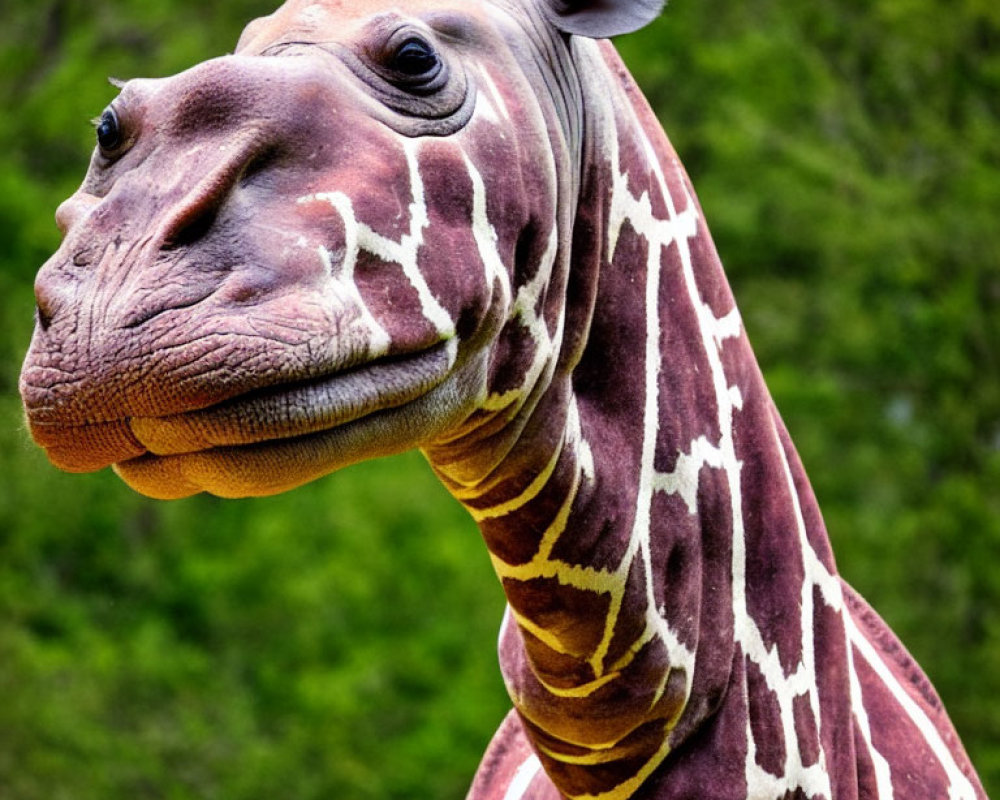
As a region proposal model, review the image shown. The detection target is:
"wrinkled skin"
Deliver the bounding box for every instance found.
[22,0,566,498]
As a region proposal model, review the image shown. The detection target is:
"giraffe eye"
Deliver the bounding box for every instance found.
[348,24,471,134]
[95,108,124,154]
[390,37,439,77]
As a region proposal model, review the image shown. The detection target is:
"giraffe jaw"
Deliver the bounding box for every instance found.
[110,338,462,499]
[127,339,457,455]
[24,337,463,498]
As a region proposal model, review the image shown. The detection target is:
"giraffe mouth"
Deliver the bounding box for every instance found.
[98,338,461,499]
[124,339,457,458]
[25,338,458,496]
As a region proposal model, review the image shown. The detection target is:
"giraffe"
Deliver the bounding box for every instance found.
[18,0,987,797]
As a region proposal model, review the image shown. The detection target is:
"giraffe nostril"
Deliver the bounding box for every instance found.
[36,305,53,331]
[157,134,277,252]
[34,277,60,331]
[160,201,220,250]
[158,171,229,250]
[158,157,260,251]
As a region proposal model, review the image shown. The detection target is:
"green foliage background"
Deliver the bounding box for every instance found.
[0,0,997,797]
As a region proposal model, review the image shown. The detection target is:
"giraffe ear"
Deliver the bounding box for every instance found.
[538,0,664,38]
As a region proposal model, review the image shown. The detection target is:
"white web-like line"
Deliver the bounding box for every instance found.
[296,51,984,800]
[592,35,977,800]
[631,120,869,800]
[501,753,543,800]
[297,137,457,342]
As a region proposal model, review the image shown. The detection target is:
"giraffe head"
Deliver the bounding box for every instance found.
[19,0,662,499]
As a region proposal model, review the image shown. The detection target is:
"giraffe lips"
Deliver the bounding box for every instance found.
[92,339,463,499]
[24,339,458,481]
[125,340,457,458]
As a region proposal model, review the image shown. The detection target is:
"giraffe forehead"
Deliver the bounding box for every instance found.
[237,0,492,52]
[280,0,476,16]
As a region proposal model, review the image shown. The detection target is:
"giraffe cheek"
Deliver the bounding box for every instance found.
[411,142,506,343]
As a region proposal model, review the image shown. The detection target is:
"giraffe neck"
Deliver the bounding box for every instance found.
[431,27,987,797]
[430,35,821,797]
[428,28,984,800]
